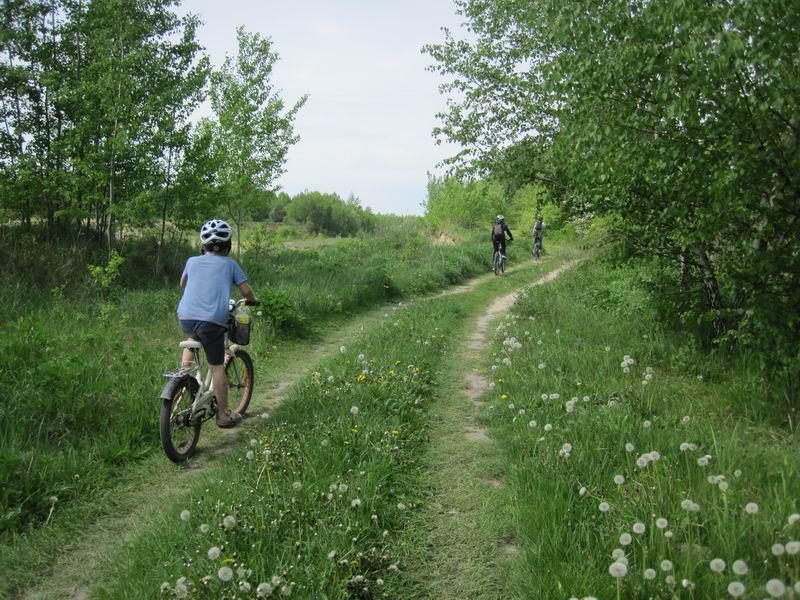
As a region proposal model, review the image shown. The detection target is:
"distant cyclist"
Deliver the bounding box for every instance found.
[491,215,513,261]
[533,216,544,256]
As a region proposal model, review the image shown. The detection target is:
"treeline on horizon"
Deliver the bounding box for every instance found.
[424,0,800,381]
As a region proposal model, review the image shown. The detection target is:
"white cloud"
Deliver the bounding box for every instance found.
[180,0,465,215]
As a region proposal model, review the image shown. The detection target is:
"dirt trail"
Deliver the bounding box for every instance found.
[409,259,580,599]
[17,264,542,600]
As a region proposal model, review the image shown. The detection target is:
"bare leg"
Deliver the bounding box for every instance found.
[181,348,195,368]
[209,363,229,415]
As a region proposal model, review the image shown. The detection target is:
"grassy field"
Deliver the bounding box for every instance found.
[476,258,800,598]
[79,261,545,599]
[0,227,488,537]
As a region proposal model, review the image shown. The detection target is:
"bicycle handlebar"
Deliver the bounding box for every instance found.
[233,298,261,308]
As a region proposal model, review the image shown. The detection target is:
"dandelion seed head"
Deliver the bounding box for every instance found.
[771,543,785,556]
[665,530,674,538]
[608,561,627,577]
[660,560,673,571]
[732,560,748,575]
[339,346,346,353]
[633,522,645,534]
[599,502,610,513]
[257,582,273,596]
[644,568,656,580]
[246,450,255,460]
[656,518,668,529]
[223,515,236,529]
[351,498,362,508]
[765,579,786,598]
[710,558,726,572]
[643,420,652,428]
[785,541,800,555]
[207,546,221,560]
[180,510,190,521]
[619,533,632,546]
[788,513,800,526]
[745,502,759,514]
[544,424,553,432]
[218,566,233,582]
[613,475,625,485]
[199,523,209,534]
[292,481,302,491]
[397,502,407,510]
[727,581,745,597]
[579,486,587,497]
[625,443,635,452]
[612,548,625,560]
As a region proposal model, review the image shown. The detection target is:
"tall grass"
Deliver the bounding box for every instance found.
[0,227,487,534]
[480,259,800,598]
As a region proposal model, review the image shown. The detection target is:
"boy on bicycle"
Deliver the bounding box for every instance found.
[177,219,258,428]
[492,215,514,260]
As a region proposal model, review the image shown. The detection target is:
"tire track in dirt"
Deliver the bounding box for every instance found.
[18,265,540,600]
[407,259,580,599]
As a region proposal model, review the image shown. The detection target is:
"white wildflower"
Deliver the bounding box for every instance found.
[727,581,745,597]
[765,579,786,598]
[732,560,748,575]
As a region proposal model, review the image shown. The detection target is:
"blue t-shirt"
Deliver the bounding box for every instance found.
[177,253,248,327]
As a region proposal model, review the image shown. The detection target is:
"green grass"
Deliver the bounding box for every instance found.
[72,249,549,599]
[478,258,800,598]
[0,227,489,536]
[93,290,474,598]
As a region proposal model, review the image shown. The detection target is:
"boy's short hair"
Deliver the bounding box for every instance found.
[202,239,232,254]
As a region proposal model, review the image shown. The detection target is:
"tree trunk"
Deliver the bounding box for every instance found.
[693,244,725,338]
[156,145,174,275]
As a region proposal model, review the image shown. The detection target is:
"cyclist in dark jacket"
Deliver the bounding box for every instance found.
[533,216,544,254]
[492,215,513,259]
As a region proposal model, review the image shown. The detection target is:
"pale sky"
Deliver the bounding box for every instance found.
[180,0,464,215]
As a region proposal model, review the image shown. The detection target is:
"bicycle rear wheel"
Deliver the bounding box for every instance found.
[226,349,254,415]
[160,378,201,463]
[493,251,501,275]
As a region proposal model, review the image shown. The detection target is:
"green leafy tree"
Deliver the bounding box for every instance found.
[209,26,307,256]
[426,0,800,375]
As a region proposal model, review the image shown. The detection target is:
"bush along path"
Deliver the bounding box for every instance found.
[396,259,580,599]
[475,261,800,599]
[9,247,575,600]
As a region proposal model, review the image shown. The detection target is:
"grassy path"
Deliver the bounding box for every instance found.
[399,259,580,598]
[14,307,391,600]
[9,253,558,600]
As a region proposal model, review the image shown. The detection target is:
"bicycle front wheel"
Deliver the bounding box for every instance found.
[160,378,201,463]
[226,349,254,415]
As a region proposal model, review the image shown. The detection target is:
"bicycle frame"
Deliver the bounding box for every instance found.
[159,341,241,422]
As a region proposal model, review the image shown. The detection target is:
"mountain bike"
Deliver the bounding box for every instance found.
[532,237,543,260]
[493,242,509,275]
[159,299,256,463]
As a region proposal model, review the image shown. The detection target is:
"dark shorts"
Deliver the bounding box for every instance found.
[179,319,227,366]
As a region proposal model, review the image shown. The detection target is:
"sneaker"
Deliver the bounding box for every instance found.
[216,411,242,429]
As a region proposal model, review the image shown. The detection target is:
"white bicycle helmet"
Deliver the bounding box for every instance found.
[200,219,233,245]
[496,214,505,222]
